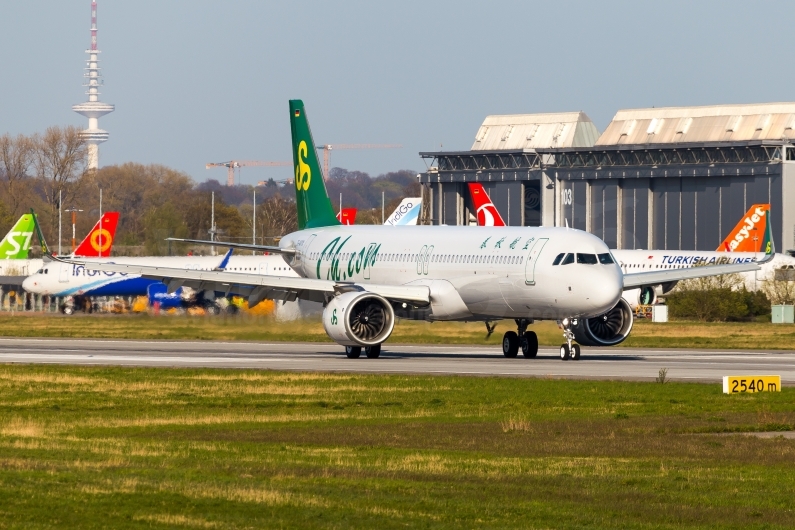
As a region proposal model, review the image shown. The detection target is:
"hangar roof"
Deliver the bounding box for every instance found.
[471,112,599,150]
[596,102,795,145]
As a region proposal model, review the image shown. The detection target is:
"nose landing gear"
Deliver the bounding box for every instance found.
[500,319,538,359]
[558,318,581,361]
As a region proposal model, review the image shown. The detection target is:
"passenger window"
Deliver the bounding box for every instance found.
[561,253,574,265]
[598,253,614,264]
[552,253,565,265]
[576,253,598,265]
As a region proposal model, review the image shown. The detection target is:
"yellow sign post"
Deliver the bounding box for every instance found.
[723,375,781,394]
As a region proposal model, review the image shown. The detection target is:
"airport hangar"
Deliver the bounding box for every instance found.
[418,102,795,253]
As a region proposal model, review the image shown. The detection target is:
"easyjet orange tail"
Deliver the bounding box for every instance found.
[467,183,506,226]
[716,204,769,252]
[73,212,120,257]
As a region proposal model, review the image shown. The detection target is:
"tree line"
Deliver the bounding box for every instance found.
[0,126,421,256]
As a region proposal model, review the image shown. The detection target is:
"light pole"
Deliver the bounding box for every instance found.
[58,190,62,255]
[64,207,83,254]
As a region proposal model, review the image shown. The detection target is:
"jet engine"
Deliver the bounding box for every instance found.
[623,285,657,309]
[572,298,634,346]
[323,291,395,347]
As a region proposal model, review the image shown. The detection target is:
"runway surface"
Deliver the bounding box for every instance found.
[1,337,794,383]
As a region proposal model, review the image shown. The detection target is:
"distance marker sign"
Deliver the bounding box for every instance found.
[723,375,781,394]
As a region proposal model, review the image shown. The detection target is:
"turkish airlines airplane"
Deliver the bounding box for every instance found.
[468,182,794,305]
[468,183,505,227]
[59,100,759,360]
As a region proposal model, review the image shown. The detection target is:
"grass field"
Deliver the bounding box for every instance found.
[0,313,794,350]
[0,365,794,528]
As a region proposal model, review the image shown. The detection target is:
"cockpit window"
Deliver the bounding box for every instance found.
[560,253,574,265]
[598,253,615,264]
[576,253,598,265]
[552,253,565,265]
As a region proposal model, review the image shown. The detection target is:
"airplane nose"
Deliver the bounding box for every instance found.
[586,266,623,315]
[22,276,38,293]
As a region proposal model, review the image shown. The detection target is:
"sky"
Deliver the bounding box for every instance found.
[2,1,794,185]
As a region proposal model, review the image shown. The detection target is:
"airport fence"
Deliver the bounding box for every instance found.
[0,287,62,313]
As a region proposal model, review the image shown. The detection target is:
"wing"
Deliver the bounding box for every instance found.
[623,261,760,289]
[56,257,430,307]
[165,238,294,255]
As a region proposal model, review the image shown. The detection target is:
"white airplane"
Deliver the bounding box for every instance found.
[58,100,761,361]
[468,183,793,307]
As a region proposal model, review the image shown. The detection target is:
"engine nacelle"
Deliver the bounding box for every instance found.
[323,291,395,347]
[623,285,657,309]
[572,297,634,346]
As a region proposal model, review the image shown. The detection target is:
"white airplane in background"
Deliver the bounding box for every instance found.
[58,100,761,361]
[467,183,790,307]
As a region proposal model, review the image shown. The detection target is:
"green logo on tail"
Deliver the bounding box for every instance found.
[289,100,340,230]
[0,214,37,259]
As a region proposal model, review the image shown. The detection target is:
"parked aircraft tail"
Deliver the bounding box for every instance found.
[384,198,421,226]
[0,213,37,259]
[717,204,770,252]
[73,212,120,257]
[467,183,506,226]
[337,208,357,225]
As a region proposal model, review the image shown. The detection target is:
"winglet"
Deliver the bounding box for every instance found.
[758,209,776,264]
[215,247,234,270]
[30,209,52,256]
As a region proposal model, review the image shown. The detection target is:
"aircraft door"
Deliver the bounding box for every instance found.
[524,238,549,285]
[300,235,316,267]
[417,245,427,275]
[424,245,434,275]
[58,263,70,283]
[363,243,377,280]
[258,262,268,275]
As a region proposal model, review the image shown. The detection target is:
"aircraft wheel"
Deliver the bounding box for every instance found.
[521,331,538,358]
[560,344,570,361]
[345,346,362,359]
[571,344,581,361]
[502,331,519,358]
[365,344,381,358]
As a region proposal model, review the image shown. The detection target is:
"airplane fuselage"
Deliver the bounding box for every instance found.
[282,224,623,321]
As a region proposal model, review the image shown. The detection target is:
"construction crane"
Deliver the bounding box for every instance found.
[206,160,292,186]
[316,144,402,180]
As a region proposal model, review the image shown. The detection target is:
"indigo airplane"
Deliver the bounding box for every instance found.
[60,101,760,360]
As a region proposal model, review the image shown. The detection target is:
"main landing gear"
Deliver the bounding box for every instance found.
[558,318,581,361]
[501,319,538,359]
[345,344,382,359]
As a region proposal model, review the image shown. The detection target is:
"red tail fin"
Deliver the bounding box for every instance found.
[716,204,769,252]
[73,212,120,257]
[467,183,506,226]
[336,208,357,225]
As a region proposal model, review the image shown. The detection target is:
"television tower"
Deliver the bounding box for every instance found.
[72,0,114,170]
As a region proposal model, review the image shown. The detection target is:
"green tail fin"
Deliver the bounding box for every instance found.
[290,100,340,230]
[0,213,37,259]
